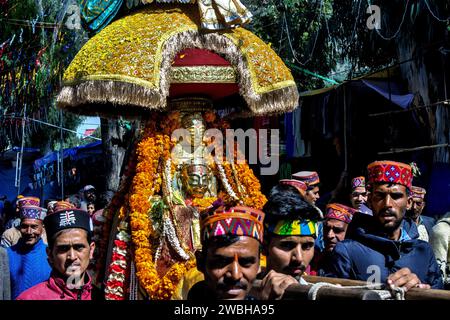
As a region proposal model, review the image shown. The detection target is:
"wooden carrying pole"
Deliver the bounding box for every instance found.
[252,276,450,300]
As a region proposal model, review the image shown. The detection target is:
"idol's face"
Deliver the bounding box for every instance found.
[181,164,210,198]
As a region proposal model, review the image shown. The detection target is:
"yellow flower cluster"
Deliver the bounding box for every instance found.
[233,161,267,210]
[219,151,267,210]
[192,197,216,210]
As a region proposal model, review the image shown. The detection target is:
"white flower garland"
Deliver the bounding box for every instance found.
[163,217,190,261]
[215,159,240,200]
[154,227,165,264]
[164,158,173,204]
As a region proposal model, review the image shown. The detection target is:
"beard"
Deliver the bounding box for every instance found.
[405,209,420,221]
[376,208,404,235]
[381,217,402,234]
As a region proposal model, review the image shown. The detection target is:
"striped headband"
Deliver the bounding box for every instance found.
[266,219,317,237]
[200,206,265,243]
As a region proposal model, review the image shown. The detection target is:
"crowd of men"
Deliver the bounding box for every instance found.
[189,160,449,300]
[0,185,104,300]
[0,160,449,300]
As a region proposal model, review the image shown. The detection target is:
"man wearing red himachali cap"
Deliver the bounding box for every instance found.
[309,203,355,276]
[323,161,443,290]
[405,186,436,242]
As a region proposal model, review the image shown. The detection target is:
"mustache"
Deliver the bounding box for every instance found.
[217,280,247,291]
[284,262,307,273]
[23,234,38,239]
[379,209,396,216]
[65,263,81,271]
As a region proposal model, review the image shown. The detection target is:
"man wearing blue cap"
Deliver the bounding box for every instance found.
[7,205,51,299]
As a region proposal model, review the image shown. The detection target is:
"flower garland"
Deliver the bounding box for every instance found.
[191,197,216,210]
[96,139,139,289]
[219,154,267,210]
[104,111,268,300]
[104,228,131,300]
[216,159,240,201]
[233,161,267,209]
[129,133,197,299]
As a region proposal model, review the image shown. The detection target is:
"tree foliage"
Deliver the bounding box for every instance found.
[246,0,449,89]
[246,0,334,90]
[0,0,87,154]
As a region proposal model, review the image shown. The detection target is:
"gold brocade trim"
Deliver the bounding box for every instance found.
[223,33,296,95]
[63,74,157,88]
[153,25,196,90]
[170,66,237,83]
[168,97,213,111]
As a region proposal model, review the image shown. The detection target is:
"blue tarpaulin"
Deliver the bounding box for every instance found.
[361,79,415,109]
[33,141,102,170]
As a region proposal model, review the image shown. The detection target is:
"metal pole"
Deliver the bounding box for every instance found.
[16,103,27,196]
[343,85,348,172]
[60,109,64,199]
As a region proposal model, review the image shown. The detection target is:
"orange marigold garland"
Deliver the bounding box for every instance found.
[129,133,197,299]
[105,111,268,300]
[233,161,267,209]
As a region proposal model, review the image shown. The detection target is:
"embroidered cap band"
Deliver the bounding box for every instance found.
[20,205,47,220]
[200,205,265,244]
[410,186,426,199]
[351,176,366,190]
[17,196,40,208]
[44,209,93,240]
[279,179,307,196]
[292,171,320,187]
[367,161,412,189]
[325,203,355,224]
